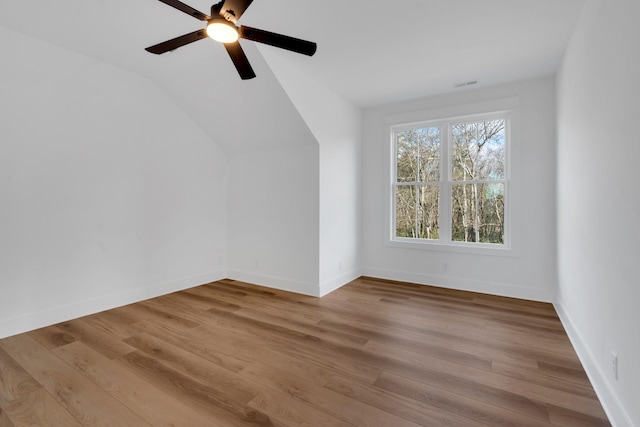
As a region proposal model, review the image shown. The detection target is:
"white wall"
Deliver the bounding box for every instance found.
[556,1,640,425]
[221,49,324,296]
[362,77,558,302]
[0,27,228,338]
[259,49,362,296]
[318,137,361,296]
[226,145,320,295]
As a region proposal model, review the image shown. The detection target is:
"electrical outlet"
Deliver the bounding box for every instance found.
[612,352,618,380]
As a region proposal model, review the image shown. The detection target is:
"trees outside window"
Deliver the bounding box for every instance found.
[392,114,508,247]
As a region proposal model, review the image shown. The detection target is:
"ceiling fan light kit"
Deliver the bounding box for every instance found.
[145,0,317,80]
[206,19,239,43]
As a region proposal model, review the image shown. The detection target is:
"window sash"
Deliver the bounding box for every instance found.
[391,112,509,247]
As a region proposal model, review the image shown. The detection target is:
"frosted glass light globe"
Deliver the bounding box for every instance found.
[206,21,239,43]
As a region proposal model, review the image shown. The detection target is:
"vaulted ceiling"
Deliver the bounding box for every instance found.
[0,0,585,152]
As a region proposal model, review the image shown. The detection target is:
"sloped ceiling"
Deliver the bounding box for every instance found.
[0,0,585,152]
[152,42,318,155]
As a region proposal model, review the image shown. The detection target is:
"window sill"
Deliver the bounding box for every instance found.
[386,238,517,257]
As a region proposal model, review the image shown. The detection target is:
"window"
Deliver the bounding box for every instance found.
[391,113,509,249]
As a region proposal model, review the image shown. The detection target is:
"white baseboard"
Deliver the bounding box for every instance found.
[0,270,225,339]
[361,266,551,302]
[554,301,634,427]
[319,268,361,297]
[226,270,320,297]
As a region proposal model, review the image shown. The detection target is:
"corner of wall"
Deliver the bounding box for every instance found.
[226,270,320,297]
[319,269,362,297]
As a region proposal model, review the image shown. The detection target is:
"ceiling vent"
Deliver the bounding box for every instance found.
[454,80,478,88]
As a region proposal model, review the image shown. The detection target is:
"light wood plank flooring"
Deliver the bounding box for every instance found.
[0,277,610,426]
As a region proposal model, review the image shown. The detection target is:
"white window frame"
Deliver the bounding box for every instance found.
[385,98,519,256]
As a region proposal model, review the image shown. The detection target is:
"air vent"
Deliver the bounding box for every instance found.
[454,80,478,88]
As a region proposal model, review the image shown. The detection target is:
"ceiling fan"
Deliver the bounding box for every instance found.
[145,0,317,80]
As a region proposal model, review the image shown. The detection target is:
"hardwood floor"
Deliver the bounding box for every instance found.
[0,277,610,426]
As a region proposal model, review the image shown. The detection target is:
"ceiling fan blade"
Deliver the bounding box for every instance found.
[224,42,256,80]
[157,0,210,21]
[145,29,208,54]
[239,26,317,56]
[219,0,254,23]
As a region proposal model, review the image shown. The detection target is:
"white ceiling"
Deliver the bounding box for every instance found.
[0,0,585,109]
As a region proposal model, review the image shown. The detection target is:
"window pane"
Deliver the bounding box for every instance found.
[395,185,417,237]
[452,120,505,182]
[395,185,439,239]
[451,183,504,243]
[417,185,439,239]
[396,127,440,182]
[418,128,441,182]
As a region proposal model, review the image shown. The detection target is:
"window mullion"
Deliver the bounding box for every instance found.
[440,124,452,243]
[415,140,420,238]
